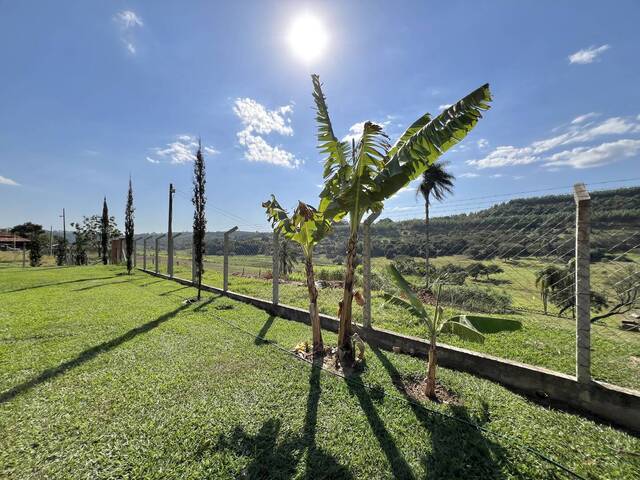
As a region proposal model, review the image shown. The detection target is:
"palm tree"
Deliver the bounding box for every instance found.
[535,265,562,314]
[417,161,454,288]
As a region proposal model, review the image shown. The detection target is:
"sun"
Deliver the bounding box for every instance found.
[287,13,328,63]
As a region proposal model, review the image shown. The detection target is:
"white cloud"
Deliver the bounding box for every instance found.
[114,10,143,55]
[147,135,218,165]
[438,104,452,110]
[477,138,489,149]
[342,120,390,144]
[233,98,299,168]
[459,172,480,178]
[568,44,610,64]
[543,139,640,169]
[571,112,599,124]
[467,114,640,169]
[490,173,504,178]
[115,10,143,28]
[0,175,19,186]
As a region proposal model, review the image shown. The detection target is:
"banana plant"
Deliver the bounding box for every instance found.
[383,265,521,398]
[263,195,334,355]
[311,74,493,363]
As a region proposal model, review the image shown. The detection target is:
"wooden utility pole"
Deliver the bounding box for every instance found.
[167,183,175,277]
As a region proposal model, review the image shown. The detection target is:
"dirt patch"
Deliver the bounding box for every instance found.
[416,289,437,305]
[630,356,640,368]
[400,374,463,405]
[292,344,366,376]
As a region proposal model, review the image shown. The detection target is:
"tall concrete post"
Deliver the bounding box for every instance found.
[143,236,152,270]
[272,230,280,305]
[155,234,166,275]
[133,238,138,268]
[167,183,175,277]
[191,240,196,283]
[22,247,26,268]
[223,226,238,292]
[363,211,380,329]
[574,183,591,384]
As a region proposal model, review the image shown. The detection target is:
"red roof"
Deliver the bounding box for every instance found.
[0,234,30,243]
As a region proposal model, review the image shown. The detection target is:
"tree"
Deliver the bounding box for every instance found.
[125,177,135,274]
[416,161,454,287]
[11,222,44,239]
[101,198,109,265]
[54,237,66,266]
[466,262,487,280]
[535,265,563,314]
[311,74,492,363]
[384,265,520,398]
[73,215,120,259]
[71,223,88,265]
[278,238,298,279]
[485,264,504,280]
[192,140,207,300]
[28,233,42,267]
[264,197,334,355]
[591,266,640,323]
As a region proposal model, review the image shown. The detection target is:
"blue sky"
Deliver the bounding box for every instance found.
[1,1,639,233]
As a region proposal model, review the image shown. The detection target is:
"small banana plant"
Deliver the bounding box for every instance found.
[383,265,521,398]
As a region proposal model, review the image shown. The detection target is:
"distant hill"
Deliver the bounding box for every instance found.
[167,186,640,261]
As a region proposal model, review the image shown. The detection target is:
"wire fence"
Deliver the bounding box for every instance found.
[131,184,639,393]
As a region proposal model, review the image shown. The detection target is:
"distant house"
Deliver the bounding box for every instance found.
[0,232,30,250]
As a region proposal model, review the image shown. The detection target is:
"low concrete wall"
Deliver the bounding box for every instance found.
[141,269,640,433]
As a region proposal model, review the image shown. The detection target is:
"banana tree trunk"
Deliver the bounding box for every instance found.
[425,200,430,288]
[338,232,358,361]
[305,253,323,354]
[424,333,437,398]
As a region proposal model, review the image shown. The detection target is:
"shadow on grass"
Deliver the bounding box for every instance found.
[370,346,512,479]
[0,275,118,294]
[202,357,351,479]
[343,366,416,480]
[0,303,191,404]
[255,316,275,345]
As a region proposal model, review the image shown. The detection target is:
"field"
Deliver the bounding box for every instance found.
[148,251,640,391]
[1,264,639,478]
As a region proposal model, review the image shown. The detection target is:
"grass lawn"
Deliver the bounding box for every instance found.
[1,265,639,478]
[159,254,640,391]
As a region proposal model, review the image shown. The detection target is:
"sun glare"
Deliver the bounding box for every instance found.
[287,13,328,63]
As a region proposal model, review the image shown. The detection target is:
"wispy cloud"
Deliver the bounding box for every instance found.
[0,175,19,186]
[438,104,452,110]
[466,114,640,170]
[459,172,480,178]
[544,139,640,169]
[114,10,143,54]
[571,112,599,124]
[147,135,218,165]
[477,138,489,149]
[233,98,299,168]
[568,44,610,64]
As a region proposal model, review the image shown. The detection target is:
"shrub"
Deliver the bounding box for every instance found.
[438,284,512,313]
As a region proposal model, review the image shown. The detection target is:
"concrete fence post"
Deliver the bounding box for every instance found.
[155,234,166,275]
[223,226,238,292]
[363,211,380,329]
[133,238,138,268]
[143,236,152,270]
[272,230,280,305]
[574,183,591,384]
[22,247,26,268]
[169,232,183,278]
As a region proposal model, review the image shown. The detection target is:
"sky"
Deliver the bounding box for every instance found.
[1,0,639,233]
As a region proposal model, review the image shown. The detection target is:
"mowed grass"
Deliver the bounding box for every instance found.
[161,254,640,391]
[1,266,638,478]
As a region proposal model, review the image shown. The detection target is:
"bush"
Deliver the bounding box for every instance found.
[438,284,512,313]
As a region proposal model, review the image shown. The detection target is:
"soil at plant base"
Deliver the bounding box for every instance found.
[292,345,366,377]
[416,289,437,306]
[400,373,462,405]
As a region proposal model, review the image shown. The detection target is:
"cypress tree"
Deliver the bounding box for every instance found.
[101,197,109,265]
[125,178,135,274]
[28,233,42,267]
[192,139,207,300]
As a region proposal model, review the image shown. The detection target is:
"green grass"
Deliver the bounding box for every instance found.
[1,265,639,478]
[157,254,640,391]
